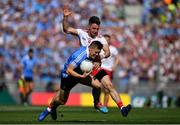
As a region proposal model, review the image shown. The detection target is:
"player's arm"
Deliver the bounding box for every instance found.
[66,64,89,78]
[102,44,110,58]
[20,58,25,79]
[112,54,120,71]
[100,37,110,59]
[62,6,78,35]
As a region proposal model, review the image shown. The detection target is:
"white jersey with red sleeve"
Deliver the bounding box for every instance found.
[76,29,108,46]
[101,45,118,71]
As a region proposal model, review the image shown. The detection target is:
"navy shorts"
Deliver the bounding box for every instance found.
[60,68,107,91]
[24,77,33,82]
[60,75,92,91]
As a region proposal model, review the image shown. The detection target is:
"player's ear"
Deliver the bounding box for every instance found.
[87,24,91,30]
[88,48,92,53]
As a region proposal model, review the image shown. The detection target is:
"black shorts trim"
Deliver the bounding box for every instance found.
[24,77,33,82]
[60,75,92,91]
[94,69,108,81]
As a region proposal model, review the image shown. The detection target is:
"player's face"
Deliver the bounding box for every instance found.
[89,48,101,59]
[88,24,100,38]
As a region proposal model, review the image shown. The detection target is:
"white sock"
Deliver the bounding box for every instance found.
[47,107,52,112]
[121,106,124,110]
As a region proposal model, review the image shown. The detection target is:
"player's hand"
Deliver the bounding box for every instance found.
[63,5,72,17]
[80,72,91,78]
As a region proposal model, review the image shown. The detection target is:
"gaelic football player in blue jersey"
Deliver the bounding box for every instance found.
[19,48,37,105]
[38,41,131,121]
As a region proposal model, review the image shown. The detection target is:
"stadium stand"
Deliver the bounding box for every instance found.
[0,0,179,106]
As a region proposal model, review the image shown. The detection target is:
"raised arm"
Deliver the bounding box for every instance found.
[62,6,78,35]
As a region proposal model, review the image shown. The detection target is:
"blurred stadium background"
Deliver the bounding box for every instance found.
[0,0,179,109]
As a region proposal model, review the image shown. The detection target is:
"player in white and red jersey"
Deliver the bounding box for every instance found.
[76,28,108,47]
[62,6,131,115]
[91,34,120,113]
[62,6,110,113]
[63,7,110,58]
[101,34,120,112]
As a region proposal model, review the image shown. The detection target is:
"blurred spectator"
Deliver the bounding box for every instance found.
[46,81,56,92]
[0,0,179,93]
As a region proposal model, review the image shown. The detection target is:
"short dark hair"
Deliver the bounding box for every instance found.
[89,16,101,25]
[89,41,103,50]
[28,48,33,53]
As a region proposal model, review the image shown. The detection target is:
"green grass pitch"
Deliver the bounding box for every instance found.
[0,105,180,124]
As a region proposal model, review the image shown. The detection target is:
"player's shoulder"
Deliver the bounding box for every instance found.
[96,34,105,39]
[22,55,28,60]
[94,35,106,41]
[110,45,118,54]
[21,55,29,63]
[71,46,87,60]
[73,46,86,55]
[94,35,107,44]
[77,29,88,34]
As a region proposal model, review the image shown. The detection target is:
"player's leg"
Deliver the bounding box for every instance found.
[92,87,101,107]
[50,88,70,120]
[92,69,108,113]
[101,74,131,117]
[23,79,30,105]
[38,89,69,121]
[27,81,34,95]
[104,89,110,108]
[91,67,102,110]
[103,69,113,109]
[78,74,107,113]
[18,78,26,104]
[26,81,34,104]
[38,76,77,121]
[94,87,109,113]
[95,69,131,116]
[23,77,33,105]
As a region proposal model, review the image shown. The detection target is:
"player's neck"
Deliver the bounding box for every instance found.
[87,31,95,39]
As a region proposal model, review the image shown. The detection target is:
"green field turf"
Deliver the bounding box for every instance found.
[0,105,180,124]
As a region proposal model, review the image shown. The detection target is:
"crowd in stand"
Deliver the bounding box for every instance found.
[0,0,179,91]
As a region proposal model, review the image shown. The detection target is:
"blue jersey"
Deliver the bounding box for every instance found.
[61,46,91,78]
[21,55,36,78]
